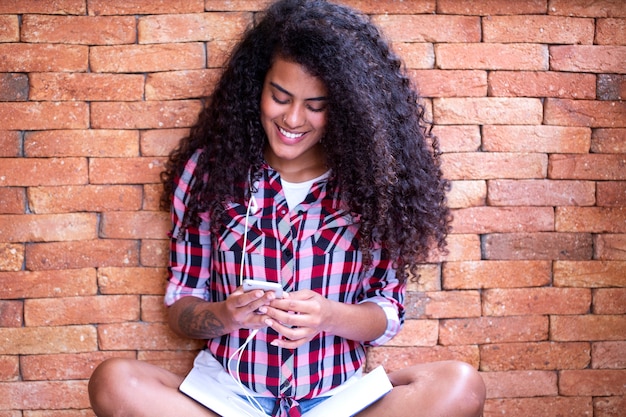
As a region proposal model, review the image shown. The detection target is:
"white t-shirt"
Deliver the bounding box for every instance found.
[281,171,330,210]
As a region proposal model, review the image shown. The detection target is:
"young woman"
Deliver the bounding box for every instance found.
[88,1,486,416]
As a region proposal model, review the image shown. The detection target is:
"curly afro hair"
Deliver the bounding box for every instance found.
[161,0,451,282]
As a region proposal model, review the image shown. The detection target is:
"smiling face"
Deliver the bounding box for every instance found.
[260,57,328,182]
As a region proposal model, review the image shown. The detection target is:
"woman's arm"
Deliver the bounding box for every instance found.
[168,290,279,340]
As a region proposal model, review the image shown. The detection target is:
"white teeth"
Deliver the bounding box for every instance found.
[278,126,304,139]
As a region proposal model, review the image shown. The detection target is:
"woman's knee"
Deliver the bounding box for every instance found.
[443,361,486,416]
[88,358,140,415]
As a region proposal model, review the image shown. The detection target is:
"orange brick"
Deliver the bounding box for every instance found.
[138,12,250,43]
[560,369,626,396]
[0,326,96,355]
[598,74,626,101]
[406,290,481,319]
[451,206,554,233]
[384,319,438,347]
[336,0,436,14]
[145,69,219,100]
[88,0,204,15]
[551,315,626,342]
[431,125,481,152]
[556,207,626,233]
[487,179,595,206]
[481,370,557,398]
[554,261,626,288]
[592,341,626,369]
[0,102,89,130]
[595,396,626,417]
[0,44,87,72]
[484,397,592,417]
[549,0,626,17]
[207,39,237,68]
[101,211,170,239]
[25,295,140,326]
[442,153,547,180]
[483,288,591,316]
[0,15,18,42]
[25,240,140,270]
[443,260,551,289]
[0,243,24,271]
[139,239,170,268]
[142,185,165,212]
[90,43,205,73]
[89,157,167,184]
[437,0,546,15]
[435,43,548,70]
[0,355,19,381]
[21,351,135,381]
[410,70,487,97]
[0,300,22,327]
[21,15,136,44]
[0,187,24,214]
[372,15,480,42]
[24,130,139,157]
[440,315,548,345]
[407,264,441,292]
[0,213,97,243]
[0,130,21,157]
[483,232,593,260]
[549,154,626,180]
[138,350,197,376]
[435,233,482,262]
[544,99,626,128]
[28,185,143,214]
[480,342,590,371]
[550,45,626,73]
[140,128,188,157]
[591,128,626,153]
[392,43,434,69]
[0,0,85,14]
[594,234,626,260]
[0,380,90,410]
[91,100,202,129]
[596,18,626,45]
[483,15,594,44]
[97,267,168,295]
[0,73,28,101]
[141,295,167,322]
[0,157,88,187]
[29,73,144,101]
[594,289,626,315]
[97,322,203,351]
[597,181,626,207]
[488,71,595,99]
[367,345,479,373]
[0,269,97,299]
[447,180,486,208]
[434,97,543,125]
[483,125,591,153]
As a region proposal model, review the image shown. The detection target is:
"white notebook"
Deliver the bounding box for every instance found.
[179,365,392,417]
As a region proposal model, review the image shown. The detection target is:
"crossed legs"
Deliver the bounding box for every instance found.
[89,358,485,417]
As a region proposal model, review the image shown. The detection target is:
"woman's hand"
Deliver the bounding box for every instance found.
[264,289,331,349]
[223,287,278,331]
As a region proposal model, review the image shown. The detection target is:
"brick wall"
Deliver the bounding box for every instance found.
[0,0,624,415]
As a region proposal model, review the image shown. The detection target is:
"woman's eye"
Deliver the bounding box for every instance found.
[272,95,289,105]
[307,104,326,113]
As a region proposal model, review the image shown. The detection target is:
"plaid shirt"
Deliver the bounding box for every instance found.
[165,150,405,404]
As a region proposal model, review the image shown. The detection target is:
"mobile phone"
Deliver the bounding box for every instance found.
[242,279,284,298]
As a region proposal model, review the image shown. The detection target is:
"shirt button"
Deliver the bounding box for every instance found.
[280,209,287,216]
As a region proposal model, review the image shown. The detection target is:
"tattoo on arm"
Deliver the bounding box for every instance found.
[178,304,226,339]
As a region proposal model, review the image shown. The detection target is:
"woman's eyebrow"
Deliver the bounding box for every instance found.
[270,81,327,101]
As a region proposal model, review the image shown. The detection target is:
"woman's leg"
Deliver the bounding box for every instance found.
[88,358,217,417]
[357,361,486,417]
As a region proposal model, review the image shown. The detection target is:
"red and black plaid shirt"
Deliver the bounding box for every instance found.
[165,150,405,402]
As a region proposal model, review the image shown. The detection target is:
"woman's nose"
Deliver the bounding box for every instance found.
[283,104,305,128]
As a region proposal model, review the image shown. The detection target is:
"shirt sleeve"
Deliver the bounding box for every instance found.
[358,246,406,347]
[164,151,212,307]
